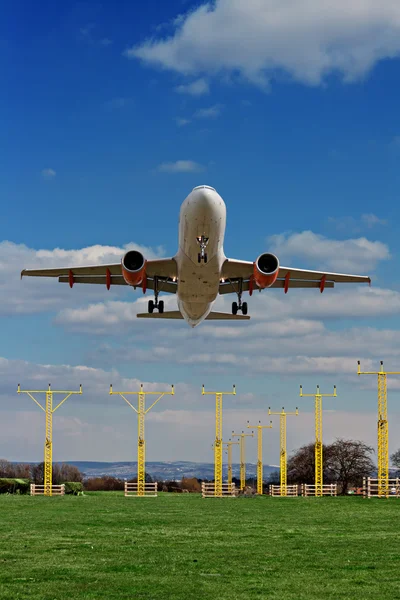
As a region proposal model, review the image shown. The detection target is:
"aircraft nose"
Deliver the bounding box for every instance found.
[192,186,221,209]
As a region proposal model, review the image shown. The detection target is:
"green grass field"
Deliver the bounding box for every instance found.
[1,493,399,600]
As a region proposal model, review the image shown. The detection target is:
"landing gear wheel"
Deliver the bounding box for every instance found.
[204,253,208,264]
[232,301,238,315]
[242,302,248,316]
[158,300,164,314]
[198,253,201,263]
[148,300,154,314]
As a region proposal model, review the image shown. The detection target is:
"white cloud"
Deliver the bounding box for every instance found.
[268,230,390,273]
[124,0,400,88]
[175,78,209,95]
[328,214,387,232]
[175,117,191,127]
[157,160,204,173]
[194,104,223,119]
[0,240,163,316]
[361,213,387,228]
[41,168,56,179]
[56,288,400,379]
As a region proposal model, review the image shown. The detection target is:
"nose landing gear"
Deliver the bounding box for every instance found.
[197,236,209,263]
[231,278,248,315]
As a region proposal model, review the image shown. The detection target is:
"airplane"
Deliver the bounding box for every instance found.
[21,185,371,327]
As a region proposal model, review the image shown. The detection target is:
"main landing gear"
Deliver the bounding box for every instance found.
[197,235,209,263]
[231,278,248,315]
[148,277,164,314]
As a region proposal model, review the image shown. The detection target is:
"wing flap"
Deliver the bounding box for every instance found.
[59,275,127,286]
[58,275,177,293]
[219,279,335,294]
[21,264,121,278]
[278,266,371,284]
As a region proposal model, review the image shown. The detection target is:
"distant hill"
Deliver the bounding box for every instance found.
[63,461,279,481]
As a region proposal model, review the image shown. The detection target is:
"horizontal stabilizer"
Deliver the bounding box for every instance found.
[205,312,250,320]
[137,311,183,319]
[137,311,250,320]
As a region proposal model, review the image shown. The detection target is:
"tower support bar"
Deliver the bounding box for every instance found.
[358,361,400,498]
[299,385,336,497]
[202,385,236,497]
[224,441,239,487]
[110,384,174,497]
[17,383,82,496]
[268,407,298,497]
[247,421,273,495]
[231,431,254,490]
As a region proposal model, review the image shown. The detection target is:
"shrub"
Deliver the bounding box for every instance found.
[0,478,30,495]
[64,482,83,495]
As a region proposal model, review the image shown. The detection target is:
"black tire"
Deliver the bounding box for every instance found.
[148,300,154,314]
[204,253,208,264]
[242,302,248,316]
[232,301,238,315]
[198,253,201,263]
[158,300,164,314]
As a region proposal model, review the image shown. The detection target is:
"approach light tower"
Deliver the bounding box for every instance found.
[110,383,174,497]
[247,420,273,495]
[231,430,254,490]
[17,383,82,496]
[268,407,298,497]
[224,440,239,487]
[357,361,400,498]
[299,385,336,497]
[202,385,236,497]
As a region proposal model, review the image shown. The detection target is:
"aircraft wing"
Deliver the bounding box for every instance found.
[220,258,370,294]
[21,258,178,294]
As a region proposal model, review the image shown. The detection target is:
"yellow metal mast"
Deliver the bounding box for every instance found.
[247,420,273,495]
[17,383,82,496]
[268,407,298,497]
[110,383,174,496]
[224,440,239,487]
[231,430,254,490]
[202,385,236,497]
[357,360,400,498]
[299,385,336,497]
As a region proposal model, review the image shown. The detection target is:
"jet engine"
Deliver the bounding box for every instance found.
[253,253,279,288]
[121,250,146,286]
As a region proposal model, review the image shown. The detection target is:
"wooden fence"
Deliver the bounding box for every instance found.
[30,484,65,496]
[201,482,237,498]
[301,484,337,497]
[124,482,158,497]
[363,477,400,498]
[270,485,299,497]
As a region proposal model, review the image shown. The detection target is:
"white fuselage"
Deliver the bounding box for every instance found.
[174,185,226,327]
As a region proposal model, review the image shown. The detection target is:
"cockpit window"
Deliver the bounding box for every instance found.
[192,185,216,192]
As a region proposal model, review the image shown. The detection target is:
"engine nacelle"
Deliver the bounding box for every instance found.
[253,253,279,289]
[121,250,146,287]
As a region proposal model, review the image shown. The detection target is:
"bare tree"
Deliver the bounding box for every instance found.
[327,439,375,495]
[390,449,400,472]
[287,443,335,484]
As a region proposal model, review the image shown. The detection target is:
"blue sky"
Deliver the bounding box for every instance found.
[1,0,400,464]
